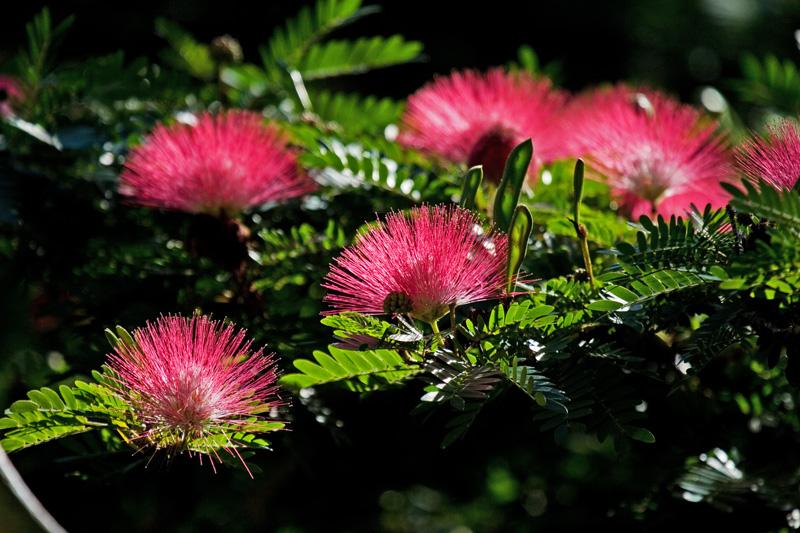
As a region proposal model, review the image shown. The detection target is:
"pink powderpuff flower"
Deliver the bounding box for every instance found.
[323,205,510,324]
[399,68,568,184]
[106,315,282,475]
[0,75,23,117]
[565,85,733,219]
[120,110,316,215]
[736,120,800,191]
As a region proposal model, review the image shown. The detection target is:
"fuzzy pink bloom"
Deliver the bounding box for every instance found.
[564,85,733,219]
[0,75,23,117]
[120,111,316,215]
[399,68,568,183]
[736,120,800,191]
[106,315,281,473]
[323,205,510,323]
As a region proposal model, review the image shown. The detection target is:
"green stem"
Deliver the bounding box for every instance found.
[578,230,595,287]
[428,319,445,349]
[571,159,595,287]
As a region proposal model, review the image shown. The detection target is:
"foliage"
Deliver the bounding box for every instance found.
[1,1,800,531]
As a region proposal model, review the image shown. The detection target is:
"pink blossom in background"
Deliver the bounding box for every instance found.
[323,205,510,324]
[564,85,733,219]
[0,75,23,117]
[399,69,568,184]
[736,119,800,191]
[120,111,316,215]
[106,315,281,472]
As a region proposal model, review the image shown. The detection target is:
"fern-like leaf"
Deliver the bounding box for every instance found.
[735,54,800,115]
[590,269,719,315]
[300,135,450,200]
[298,36,422,80]
[421,350,502,410]
[280,346,422,391]
[723,181,800,235]
[261,0,373,69]
[610,209,734,272]
[255,220,346,267]
[501,361,569,414]
[309,90,404,134]
[0,379,126,452]
[155,18,215,80]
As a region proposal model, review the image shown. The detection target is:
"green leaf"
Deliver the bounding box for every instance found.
[280,346,422,391]
[572,159,585,226]
[104,328,120,349]
[493,139,532,232]
[8,400,38,413]
[460,166,483,210]
[586,300,624,312]
[506,205,533,293]
[155,18,214,80]
[115,326,136,349]
[623,426,656,443]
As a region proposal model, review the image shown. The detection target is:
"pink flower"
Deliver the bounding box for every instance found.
[399,69,568,184]
[120,111,316,215]
[323,205,510,324]
[0,75,23,117]
[106,315,281,474]
[565,85,733,219]
[736,120,800,191]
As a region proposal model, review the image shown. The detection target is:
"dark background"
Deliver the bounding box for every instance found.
[2,1,800,532]
[2,0,800,99]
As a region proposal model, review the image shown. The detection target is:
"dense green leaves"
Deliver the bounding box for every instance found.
[3,3,800,527]
[256,221,346,267]
[0,380,122,452]
[300,134,450,200]
[309,90,405,134]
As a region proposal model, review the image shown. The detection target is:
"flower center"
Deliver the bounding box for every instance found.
[631,174,669,205]
[623,156,676,208]
[383,291,413,314]
[467,127,518,184]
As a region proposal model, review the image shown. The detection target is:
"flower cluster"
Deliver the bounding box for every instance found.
[401,70,736,218]
[562,86,732,218]
[736,119,800,191]
[399,68,567,184]
[106,315,281,473]
[120,111,316,215]
[323,205,510,324]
